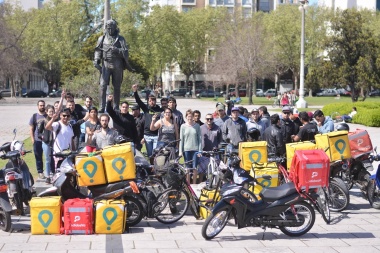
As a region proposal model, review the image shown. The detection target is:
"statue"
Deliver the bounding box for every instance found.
[94,19,134,112]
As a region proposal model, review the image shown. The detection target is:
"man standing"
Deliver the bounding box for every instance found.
[106,95,138,145]
[258,106,270,129]
[313,109,334,133]
[222,107,247,147]
[83,96,93,111]
[29,100,47,179]
[292,112,318,142]
[201,113,222,151]
[263,114,285,158]
[132,84,162,157]
[246,108,267,139]
[194,110,204,126]
[214,104,229,128]
[160,98,168,110]
[280,106,296,144]
[131,105,144,151]
[167,97,184,127]
[87,114,119,150]
[94,19,134,112]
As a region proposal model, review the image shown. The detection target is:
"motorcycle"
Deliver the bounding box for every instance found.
[38,150,145,227]
[366,149,380,209]
[0,129,34,216]
[0,168,12,231]
[201,153,316,240]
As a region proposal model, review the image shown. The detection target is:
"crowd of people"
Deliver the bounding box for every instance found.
[28,85,347,184]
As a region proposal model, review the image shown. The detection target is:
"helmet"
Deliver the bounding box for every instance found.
[229,155,241,167]
[114,135,127,144]
[336,123,350,132]
[247,127,261,141]
[11,140,24,152]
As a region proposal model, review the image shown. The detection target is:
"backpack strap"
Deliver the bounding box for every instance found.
[32,113,37,133]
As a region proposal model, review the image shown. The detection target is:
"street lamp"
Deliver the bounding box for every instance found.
[296,0,308,108]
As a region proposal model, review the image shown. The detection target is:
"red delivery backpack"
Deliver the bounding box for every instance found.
[290,149,330,192]
[348,129,373,158]
[63,198,94,235]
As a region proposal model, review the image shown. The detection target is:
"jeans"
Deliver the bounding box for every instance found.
[144,135,158,157]
[183,150,197,168]
[33,141,44,173]
[42,142,55,177]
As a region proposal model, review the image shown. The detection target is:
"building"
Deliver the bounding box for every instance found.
[4,0,70,11]
[319,0,380,11]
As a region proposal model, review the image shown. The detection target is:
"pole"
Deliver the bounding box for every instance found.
[296,1,308,108]
[104,0,110,29]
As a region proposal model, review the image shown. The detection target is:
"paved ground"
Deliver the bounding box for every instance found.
[1,96,380,252]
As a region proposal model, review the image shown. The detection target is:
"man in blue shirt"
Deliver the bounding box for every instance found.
[313,110,334,133]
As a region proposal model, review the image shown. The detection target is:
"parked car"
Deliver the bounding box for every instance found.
[170,89,187,97]
[369,89,380,97]
[22,90,47,98]
[0,89,19,97]
[316,89,338,97]
[199,90,217,97]
[256,89,264,97]
[264,89,277,97]
[335,88,351,96]
[48,89,62,97]
[229,88,246,97]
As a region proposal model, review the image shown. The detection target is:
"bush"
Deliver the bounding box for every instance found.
[322,102,380,127]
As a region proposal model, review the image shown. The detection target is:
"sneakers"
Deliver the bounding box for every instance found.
[38,173,46,179]
[45,177,51,184]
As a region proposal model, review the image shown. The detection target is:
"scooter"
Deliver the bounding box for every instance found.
[38,150,145,227]
[201,153,316,240]
[366,148,380,209]
[0,129,34,216]
[0,168,12,231]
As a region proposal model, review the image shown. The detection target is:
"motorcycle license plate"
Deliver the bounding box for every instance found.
[362,160,374,171]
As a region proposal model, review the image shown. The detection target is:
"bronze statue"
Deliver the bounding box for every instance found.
[94,19,134,112]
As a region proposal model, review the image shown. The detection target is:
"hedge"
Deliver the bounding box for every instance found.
[322,102,380,127]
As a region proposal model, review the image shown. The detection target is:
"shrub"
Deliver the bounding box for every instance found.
[322,102,380,127]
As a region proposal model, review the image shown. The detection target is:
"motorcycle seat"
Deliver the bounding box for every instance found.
[88,180,131,197]
[259,182,297,202]
[4,167,17,174]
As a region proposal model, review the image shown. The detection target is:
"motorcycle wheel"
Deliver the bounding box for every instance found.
[317,187,331,224]
[13,182,25,215]
[155,189,190,224]
[367,180,380,209]
[0,206,12,232]
[202,206,230,240]
[280,201,315,237]
[123,196,144,227]
[340,170,354,190]
[328,177,350,212]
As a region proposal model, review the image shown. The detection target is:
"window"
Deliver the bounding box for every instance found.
[242,0,252,6]
[243,7,252,18]
[217,0,223,5]
[209,0,215,4]
[182,0,196,4]
[224,0,235,5]
[182,6,194,12]
[259,0,270,12]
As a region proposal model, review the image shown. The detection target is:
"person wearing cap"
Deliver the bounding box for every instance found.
[131,104,144,151]
[214,103,229,128]
[132,84,163,157]
[263,114,285,157]
[221,107,247,147]
[289,110,302,134]
[292,111,318,142]
[313,109,334,133]
[246,108,267,139]
[280,106,296,144]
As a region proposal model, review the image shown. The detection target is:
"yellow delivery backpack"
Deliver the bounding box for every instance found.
[75,152,107,186]
[315,131,351,162]
[30,196,62,235]
[95,199,126,234]
[101,143,136,183]
[286,141,316,170]
[199,188,221,219]
[239,141,268,171]
[249,162,279,199]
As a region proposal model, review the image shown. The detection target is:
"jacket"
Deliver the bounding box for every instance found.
[221,118,247,147]
[263,124,285,157]
[280,118,296,144]
[134,91,162,136]
[318,116,334,134]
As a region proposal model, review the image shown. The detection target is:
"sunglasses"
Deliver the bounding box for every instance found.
[283,112,290,115]
[62,115,70,118]
[206,118,213,121]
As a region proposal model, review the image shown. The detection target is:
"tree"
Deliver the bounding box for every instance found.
[310,9,380,101]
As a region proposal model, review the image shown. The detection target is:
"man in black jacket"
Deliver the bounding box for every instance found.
[263,114,285,157]
[280,106,296,144]
[132,84,163,157]
[131,105,145,151]
[106,95,138,145]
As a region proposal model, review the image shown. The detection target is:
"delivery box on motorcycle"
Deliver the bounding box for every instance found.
[348,129,373,158]
[30,196,62,235]
[63,198,94,235]
[199,187,221,219]
[249,162,279,198]
[315,131,351,162]
[101,143,136,183]
[75,152,107,186]
[290,149,330,192]
[286,142,316,169]
[95,199,126,234]
[239,141,268,171]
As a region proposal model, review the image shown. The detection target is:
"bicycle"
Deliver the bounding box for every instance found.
[271,98,279,108]
[266,157,331,224]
